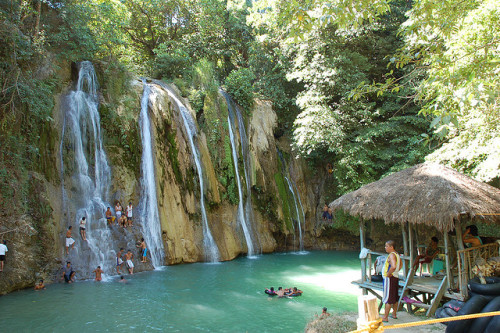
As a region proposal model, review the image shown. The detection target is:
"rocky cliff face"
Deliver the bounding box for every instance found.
[0,64,356,295]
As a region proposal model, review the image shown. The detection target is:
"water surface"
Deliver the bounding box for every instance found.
[0,251,360,332]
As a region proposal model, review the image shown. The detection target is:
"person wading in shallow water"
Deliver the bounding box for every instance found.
[34,279,46,290]
[93,266,104,281]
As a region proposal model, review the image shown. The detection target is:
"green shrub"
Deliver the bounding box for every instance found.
[154,48,192,80]
[224,67,256,112]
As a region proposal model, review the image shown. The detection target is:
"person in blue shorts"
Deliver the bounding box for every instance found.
[137,238,147,263]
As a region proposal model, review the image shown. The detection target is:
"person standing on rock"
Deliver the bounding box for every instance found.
[322,203,329,221]
[115,201,123,220]
[65,226,75,255]
[137,238,147,263]
[116,248,124,274]
[0,240,8,272]
[125,249,134,274]
[79,217,87,241]
[126,202,133,227]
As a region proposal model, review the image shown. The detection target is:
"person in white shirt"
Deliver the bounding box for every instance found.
[0,240,8,272]
[126,202,133,227]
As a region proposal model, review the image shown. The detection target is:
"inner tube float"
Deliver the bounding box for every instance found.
[435,307,457,325]
[286,292,302,297]
[443,300,465,312]
[469,296,500,333]
[485,312,500,333]
[445,295,491,333]
[265,289,277,296]
[468,277,500,296]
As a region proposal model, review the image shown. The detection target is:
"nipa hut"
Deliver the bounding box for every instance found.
[330,163,500,315]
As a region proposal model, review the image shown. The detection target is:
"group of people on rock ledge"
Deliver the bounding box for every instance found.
[65,201,134,255]
[59,238,148,285]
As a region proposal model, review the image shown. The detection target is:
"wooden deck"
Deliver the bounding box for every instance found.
[353,273,465,316]
[353,275,464,301]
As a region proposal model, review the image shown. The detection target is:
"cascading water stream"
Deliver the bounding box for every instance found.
[138,82,164,268]
[291,179,306,252]
[277,149,305,251]
[285,176,304,252]
[154,81,220,262]
[227,116,254,256]
[60,61,115,277]
[222,91,259,256]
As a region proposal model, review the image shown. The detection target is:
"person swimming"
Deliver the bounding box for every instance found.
[265,287,277,296]
[285,287,303,297]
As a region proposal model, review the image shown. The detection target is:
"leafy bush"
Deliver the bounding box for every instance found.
[224,67,256,112]
[154,48,192,80]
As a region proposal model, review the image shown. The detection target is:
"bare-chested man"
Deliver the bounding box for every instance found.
[34,279,46,290]
[93,266,103,281]
[125,249,134,274]
[136,238,147,263]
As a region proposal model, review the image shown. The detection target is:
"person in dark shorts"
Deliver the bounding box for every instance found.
[381,240,401,322]
[62,261,76,283]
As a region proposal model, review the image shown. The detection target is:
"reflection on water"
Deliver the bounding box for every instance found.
[0,251,360,332]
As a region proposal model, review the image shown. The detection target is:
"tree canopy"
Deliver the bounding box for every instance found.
[0,0,498,209]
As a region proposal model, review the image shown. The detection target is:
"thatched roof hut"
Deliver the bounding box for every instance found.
[330,163,500,232]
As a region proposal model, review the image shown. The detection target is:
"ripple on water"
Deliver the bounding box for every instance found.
[0,251,360,332]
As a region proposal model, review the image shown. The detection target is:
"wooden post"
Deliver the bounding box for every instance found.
[402,223,409,277]
[360,221,367,294]
[455,220,467,297]
[409,224,414,274]
[357,295,380,331]
[367,252,372,282]
[444,231,453,289]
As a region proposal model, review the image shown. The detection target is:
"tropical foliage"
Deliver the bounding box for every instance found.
[0,0,498,218]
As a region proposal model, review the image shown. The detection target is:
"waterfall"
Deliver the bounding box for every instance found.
[227,116,254,256]
[155,81,220,262]
[222,91,259,256]
[138,82,164,268]
[284,176,304,252]
[277,149,305,252]
[60,61,115,277]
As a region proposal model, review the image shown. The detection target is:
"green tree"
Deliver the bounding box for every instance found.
[252,1,432,193]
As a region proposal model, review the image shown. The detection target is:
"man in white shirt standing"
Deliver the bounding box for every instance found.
[0,240,8,272]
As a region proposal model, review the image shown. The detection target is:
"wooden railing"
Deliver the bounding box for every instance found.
[361,250,410,283]
[457,242,499,297]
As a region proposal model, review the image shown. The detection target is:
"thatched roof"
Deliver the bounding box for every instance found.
[330,163,500,232]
